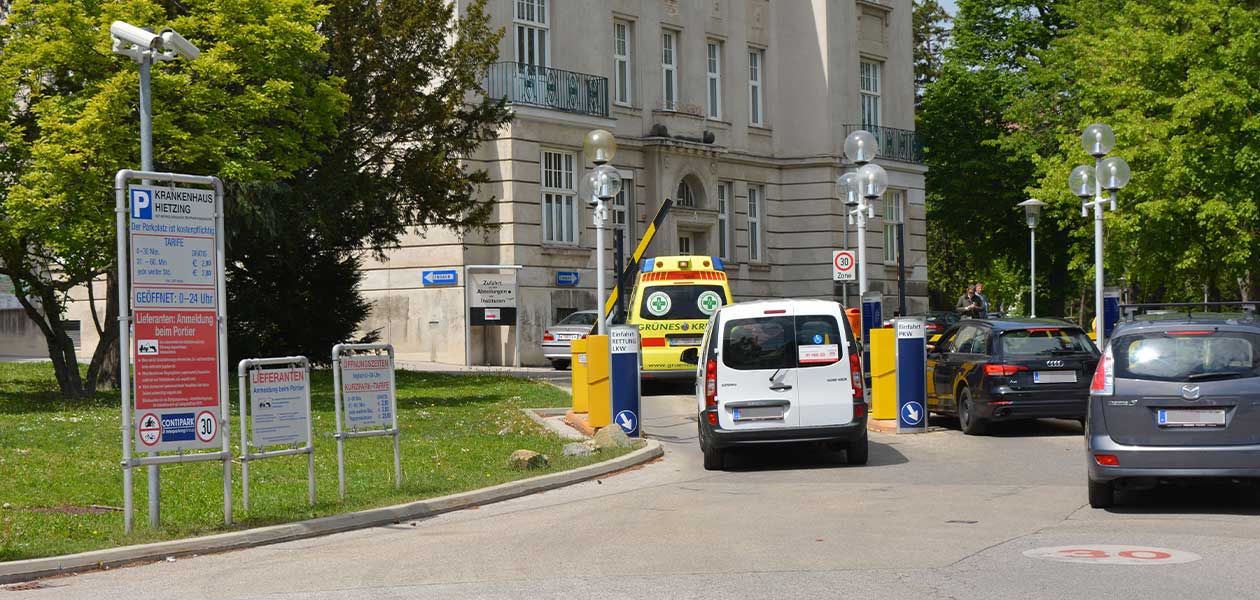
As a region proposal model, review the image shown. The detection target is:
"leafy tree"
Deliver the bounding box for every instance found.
[0,0,344,397]
[912,0,951,105]
[920,0,1074,314]
[224,0,511,364]
[1011,0,1259,305]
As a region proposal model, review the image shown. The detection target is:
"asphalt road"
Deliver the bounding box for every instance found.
[21,384,1260,599]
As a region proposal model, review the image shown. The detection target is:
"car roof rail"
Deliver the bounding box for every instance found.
[1120,301,1258,322]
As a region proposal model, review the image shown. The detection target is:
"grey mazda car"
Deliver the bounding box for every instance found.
[1086,303,1260,508]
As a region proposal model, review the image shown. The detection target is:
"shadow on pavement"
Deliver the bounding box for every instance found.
[931,414,1084,438]
[1106,480,1260,516]
[721,438,909,472]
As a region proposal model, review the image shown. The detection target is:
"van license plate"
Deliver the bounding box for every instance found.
[733,406,784,422]
[1158,409,1226,427]
[1033,371,1077,384]
[669,336,703,346]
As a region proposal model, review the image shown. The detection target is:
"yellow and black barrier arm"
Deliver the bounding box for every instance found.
[590,198,673,335]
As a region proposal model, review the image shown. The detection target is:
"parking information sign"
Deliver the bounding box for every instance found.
[129,184,221,452]
[339,354,396,429]
[249,367,309,447]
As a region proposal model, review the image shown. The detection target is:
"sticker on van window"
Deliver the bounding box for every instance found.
[799,344,840,364]
[697,291,722,315]
[646,291,672,316]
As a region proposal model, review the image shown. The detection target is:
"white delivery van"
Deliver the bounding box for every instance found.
[682,299,868,470]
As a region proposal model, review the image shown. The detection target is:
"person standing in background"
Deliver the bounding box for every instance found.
[974,282,990,319]
[956,285,980,318]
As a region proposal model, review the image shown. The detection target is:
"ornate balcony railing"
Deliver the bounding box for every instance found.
[843,124,925,164]
[483,62,609,118]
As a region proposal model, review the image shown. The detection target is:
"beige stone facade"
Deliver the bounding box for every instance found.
[362,0,929,367]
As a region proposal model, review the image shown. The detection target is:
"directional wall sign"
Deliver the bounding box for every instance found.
[556,271,580,287]
[421,269,458,286]
[129,184,221,452]
[469,271,517,326]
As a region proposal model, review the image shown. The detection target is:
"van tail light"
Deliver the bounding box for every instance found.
[849,353,864,400]
[1090,346,1114,396]
[983,364,1029,377]
[543,331,555,342]
[704,358,718,408]
[1094,454,1119,466]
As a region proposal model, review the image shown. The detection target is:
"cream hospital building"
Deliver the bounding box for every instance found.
[362,0,929,366]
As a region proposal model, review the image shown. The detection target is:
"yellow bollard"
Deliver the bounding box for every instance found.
[570,338,589,413]
[870,328,898,420]
[584,335,611,428]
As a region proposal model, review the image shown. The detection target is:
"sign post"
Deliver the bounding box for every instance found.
[332,343,400,499]
[238,356,315,512]
[116,170,229,534]
[832,250,856,282]
[609,326,641,437]
[464,265,523,367]
[860,291,883,385]
[895,317,928,433]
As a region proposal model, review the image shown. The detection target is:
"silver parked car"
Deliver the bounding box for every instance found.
[1086,302,1260,508]
[541,310,598,369]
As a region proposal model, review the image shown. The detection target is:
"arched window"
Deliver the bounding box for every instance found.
[677,179,695,207]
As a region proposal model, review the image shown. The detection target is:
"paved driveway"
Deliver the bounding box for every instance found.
[20,388,1260,599]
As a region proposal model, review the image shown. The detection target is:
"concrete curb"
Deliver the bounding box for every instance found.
[0,439,663,585]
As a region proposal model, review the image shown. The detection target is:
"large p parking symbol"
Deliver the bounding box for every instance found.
[131,189,152,220]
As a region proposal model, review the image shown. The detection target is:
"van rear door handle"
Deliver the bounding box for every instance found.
[769,384,793,392]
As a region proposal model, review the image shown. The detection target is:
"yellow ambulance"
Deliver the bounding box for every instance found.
[628,255,734,379]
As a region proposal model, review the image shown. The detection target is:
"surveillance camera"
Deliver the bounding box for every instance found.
[160,29,200,60]
[110,21,162,50]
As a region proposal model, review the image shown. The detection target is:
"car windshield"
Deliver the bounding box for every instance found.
[557,312,597,326]
[638,285,727,321]
[1115,331,1260,382]
[1000,328,1096,356]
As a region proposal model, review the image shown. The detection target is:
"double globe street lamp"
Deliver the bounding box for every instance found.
[1017,199,1046,317]
[837,130,888,295]
[1067,123,1131,346]
[583,129,622,336]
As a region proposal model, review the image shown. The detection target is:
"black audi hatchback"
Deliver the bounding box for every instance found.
[927,318,1100,435]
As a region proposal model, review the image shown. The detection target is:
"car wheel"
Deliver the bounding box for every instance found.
[958,387,987,436]
[846,431,869,466]
[550,359,570,371]
[1088,478,1115,509]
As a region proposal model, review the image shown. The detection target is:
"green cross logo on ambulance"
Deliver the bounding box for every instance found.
[628,255,734,377]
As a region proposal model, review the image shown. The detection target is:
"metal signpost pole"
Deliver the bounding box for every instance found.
[464,267,472,366]
[138,47,163,530]
[305,357,316,505]
[388,346,401,489]
[115,181,134,535]
[216,178,231,527]
[239,360,251,512]
[513,275,521,368]
[332,345,347,499]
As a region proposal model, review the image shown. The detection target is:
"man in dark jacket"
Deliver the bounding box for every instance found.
[956,285,980,318]
[974,282,990,318]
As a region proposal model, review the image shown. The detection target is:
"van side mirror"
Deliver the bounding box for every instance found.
[680,347,700,365]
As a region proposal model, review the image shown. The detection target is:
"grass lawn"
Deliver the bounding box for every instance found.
[0,362,619,562]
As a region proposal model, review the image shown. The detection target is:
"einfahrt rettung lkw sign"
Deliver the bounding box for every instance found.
[129,184,222,452]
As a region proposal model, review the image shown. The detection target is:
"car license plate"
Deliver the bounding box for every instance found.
[1158,408,1226,427]
[733,406,784,422]
[1033,370,1077,384]
[669,336,703,347]
[556,334,578,341]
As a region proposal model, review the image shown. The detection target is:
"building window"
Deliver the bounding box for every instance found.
[676,179,695,207]
[860,60,881,130]
[679,233,693,255]
[541,150,577,245]
[706,41,722,119]
[613,173,634,258]
[883,189,904,264]
[717,181,731,260]
[515,0,548,68]
[662,30,678,110]
[614,20,632,106]
[748,184,763,262]
[748,48,764,126]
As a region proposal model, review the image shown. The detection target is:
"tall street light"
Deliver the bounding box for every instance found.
[583,129,622,336]
[111,20,200,530]
[840,130,884,295]
[1017,199,1046,317]
[1067,123,1130,346]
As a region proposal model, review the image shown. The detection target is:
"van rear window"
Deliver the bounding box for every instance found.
[721,315,844,370]
[638,285,727,320]
[1115,332,1260,382]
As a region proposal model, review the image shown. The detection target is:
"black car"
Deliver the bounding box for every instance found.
[927,318,1100,434]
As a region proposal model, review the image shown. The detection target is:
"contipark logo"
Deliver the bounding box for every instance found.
[131,189,153,220]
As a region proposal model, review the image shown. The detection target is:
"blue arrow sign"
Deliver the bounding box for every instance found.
[901,401,925,427]
[421,269,458,286]
[615,410,637,435]
[556,271,579,286]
